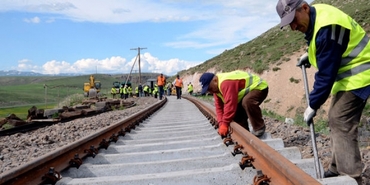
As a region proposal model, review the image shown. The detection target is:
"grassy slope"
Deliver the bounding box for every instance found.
[180,0,370,76]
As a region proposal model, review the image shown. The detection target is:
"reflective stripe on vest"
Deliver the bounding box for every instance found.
[308,4,370,94]
[215,70,268,103]
[337,35,370,80]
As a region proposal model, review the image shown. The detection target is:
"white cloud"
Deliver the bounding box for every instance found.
[4,0,260,53]
[42,60,72,74]
[133,53,201,75]
[3,0,313,75]
[24,16,40,23]
[18,52,200,75]
[16,59,40,72]
[18,59,31,63]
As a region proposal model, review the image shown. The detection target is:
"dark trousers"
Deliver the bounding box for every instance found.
[176,86,182,99]
[328,91,365,181]
[233,88,268,132]
[158,86,164,100]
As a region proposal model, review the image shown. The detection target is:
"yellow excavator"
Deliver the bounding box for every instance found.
[83,75,101,97]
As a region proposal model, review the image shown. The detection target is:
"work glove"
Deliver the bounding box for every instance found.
[218,124,229,137]
[303,106,316,126]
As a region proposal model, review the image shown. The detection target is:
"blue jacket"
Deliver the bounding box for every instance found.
[305,6,370,109]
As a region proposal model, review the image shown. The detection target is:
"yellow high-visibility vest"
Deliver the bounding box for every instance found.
[216,70,268,103]
[308,4,370,94]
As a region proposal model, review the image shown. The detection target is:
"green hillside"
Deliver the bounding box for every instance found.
[0,73,160,108]
[180,0,370,76]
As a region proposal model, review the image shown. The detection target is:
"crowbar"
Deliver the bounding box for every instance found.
[296,52,322,179]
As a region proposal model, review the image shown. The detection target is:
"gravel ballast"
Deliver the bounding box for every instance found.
[0,96,369,184]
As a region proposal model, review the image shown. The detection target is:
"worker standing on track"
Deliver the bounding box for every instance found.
[199,70,269,138]
[166,82,172,96]
[187,82,193,95]
[276,0,370,183]
[135,86,139,97]
[157,73,166,100]
[173,74,183,99]
[148,86,152,97]
[128,85,132,98]
[138,84,143,97]
[143,85,149,97]
[119,85,124,99]
[111,86,117,99]
[153,84,159,99]
[123,85,128,99]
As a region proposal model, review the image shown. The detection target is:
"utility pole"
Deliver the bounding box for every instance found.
[133,70,138,84]
[43,84,48,109]
[130,47,147,84]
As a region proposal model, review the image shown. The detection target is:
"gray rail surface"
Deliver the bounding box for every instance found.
[56,96,357,185]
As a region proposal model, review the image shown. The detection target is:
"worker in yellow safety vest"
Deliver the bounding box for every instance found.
[276,0,370,182]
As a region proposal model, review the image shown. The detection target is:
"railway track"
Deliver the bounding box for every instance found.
[0,96,358,185]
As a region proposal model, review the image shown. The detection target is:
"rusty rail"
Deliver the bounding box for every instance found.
[185,95,321,185]
[1,95,322,185]
[0,99,166,185]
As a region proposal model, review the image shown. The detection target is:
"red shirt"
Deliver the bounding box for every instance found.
[214,79,246,127]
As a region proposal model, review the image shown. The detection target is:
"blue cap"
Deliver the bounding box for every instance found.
[199,72,215,94]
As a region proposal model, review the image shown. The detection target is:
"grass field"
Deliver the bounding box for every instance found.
[0,74,119,107]
[0,103,57,120]
[0,73,162,120]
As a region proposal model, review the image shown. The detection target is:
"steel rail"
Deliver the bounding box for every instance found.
[185,95,321,185]
[0,99,166,185]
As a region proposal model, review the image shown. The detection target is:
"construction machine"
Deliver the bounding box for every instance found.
[83,75,101,98]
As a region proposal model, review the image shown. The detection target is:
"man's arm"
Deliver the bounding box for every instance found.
[219,80,240,126]
[214,94,224,125]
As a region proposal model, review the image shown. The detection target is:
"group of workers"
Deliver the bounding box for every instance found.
[110,83,160,99]
[198,0,368,184]
[157,73,192,100]
[109,73,190,100]
[110,84,132,99]
[109,1,367,183]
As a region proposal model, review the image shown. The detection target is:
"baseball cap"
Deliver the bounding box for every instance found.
[276,0,303,28]
[199,72,215,94]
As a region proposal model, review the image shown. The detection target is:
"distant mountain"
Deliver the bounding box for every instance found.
[0,70,79,77]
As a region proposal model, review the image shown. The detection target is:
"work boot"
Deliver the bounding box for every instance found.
[252,125,265,137]
[323,170,339,178]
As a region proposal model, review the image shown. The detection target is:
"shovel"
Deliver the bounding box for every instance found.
[296,53,322,179]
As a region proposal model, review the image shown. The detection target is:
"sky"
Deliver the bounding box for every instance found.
[0,0,313,76]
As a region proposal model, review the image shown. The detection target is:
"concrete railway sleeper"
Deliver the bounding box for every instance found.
[1,96,358,185]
